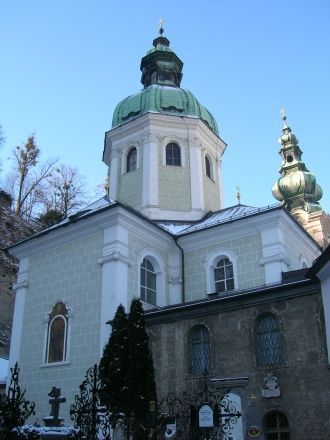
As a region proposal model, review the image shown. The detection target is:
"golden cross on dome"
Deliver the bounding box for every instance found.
[158,19,165,35]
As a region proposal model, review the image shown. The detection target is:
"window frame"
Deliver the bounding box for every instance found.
[255,313,283,367]
[138,250,166,307]
[42,301,72,367]
[140,258,157,306]
[205,249,238,295]
[126,147,137,173]
[188,324,211,375]
[214,257,235,293]
[166,142,181,167]
[204,153,214,180]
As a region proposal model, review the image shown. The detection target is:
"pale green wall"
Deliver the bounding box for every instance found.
[203,173,220,212]
[19,231,103,423]
[158,142,192,211]
[184,232,266,301]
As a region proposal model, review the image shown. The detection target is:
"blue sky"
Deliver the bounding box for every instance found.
[1,0,329,211]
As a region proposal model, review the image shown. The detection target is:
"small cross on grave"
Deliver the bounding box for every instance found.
[43,386,66,427]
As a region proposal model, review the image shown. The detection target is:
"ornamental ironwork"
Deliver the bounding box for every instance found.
[70,364,112,440]
[158,371,241,440]
[0,362,36,439]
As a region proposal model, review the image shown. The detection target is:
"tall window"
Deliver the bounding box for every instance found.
[214,258,234,293]
[256,314,282,366]
[140,258,156,305]
[166,143,181,166]
[205,155,211,179]
[46,302,68,363]
[263,411,290,440]
[189,325,210,374]
[127,147,137,172]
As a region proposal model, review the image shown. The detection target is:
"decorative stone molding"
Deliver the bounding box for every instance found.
[261,372,281,398]
[12,279,28,291]
[98,250,130,266]
[259,255,290,267]
[168,275,182,285]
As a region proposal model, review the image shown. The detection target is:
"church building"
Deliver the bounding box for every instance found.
[8,27,330,439]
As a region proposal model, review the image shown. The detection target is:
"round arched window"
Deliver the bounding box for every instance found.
[127,147,137,172]
[263,410,290,439]
[166,143,181,166]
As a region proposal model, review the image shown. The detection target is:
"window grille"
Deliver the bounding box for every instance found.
[127,147,137,172]
[140,258,156,305]
[214,258,234,293]
[205,156,211,178]
[46,302,68,363]
[190,325,210,374]
[256,314,282,366]
[263,410,290,440]
[166,143,181,166]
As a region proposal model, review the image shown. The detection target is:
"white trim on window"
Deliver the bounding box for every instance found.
[42,301,72,366]
[205,248,238,294]
[204,151,215,180]
[121,144,140,174]
[137,249,166,307]
[162,138,185,167]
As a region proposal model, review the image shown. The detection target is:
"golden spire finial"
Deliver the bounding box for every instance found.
[158,18,165,35]
[236,186,241,205]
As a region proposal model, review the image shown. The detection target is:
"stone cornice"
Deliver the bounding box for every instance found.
[145,279,320,326]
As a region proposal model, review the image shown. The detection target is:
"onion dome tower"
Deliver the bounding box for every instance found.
[272,110,330,247]
[103,25,226,221]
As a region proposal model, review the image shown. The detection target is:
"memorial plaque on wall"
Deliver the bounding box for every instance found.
[199,403,214,428]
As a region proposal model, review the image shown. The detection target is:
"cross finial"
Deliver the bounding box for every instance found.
[236,186,241,205]
[280,107,287,127]
[158,19,165,35]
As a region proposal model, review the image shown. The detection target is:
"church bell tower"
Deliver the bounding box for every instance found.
[272,110,330,247]
[103,26,226,221]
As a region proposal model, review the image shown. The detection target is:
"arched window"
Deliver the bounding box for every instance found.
[205,155,212,179]
[140,258,156,306]
[263,410,290,440]
[214,258,234,293]
[127,147,137,172]
[256,314,282,366]
[189,325,210,374]
[46,302,69,363]
[166,143,181,166]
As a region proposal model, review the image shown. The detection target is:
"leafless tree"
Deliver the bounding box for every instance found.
[42,164,89,218]
[5,134,57,219]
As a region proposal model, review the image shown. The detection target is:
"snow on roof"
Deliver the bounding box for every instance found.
[157,204,279,236]
[17,197,117,239]
[0,357,9,384]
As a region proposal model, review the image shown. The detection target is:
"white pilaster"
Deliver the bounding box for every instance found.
[142,133,159,210]
[168,249,182,304]
[8,257,29,373]
[109,146,119,201]
[98,224,129,355]
[190,140,204,211]
[259,227,289,284]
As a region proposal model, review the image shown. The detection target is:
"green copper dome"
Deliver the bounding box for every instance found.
[112,85,219,135]
[111,31,219,135]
